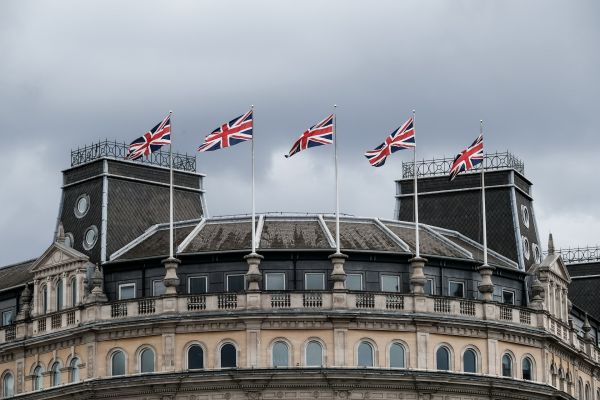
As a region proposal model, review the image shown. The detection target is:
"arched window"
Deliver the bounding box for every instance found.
[33,366,43,391]
[578,380,584,400]
[436,346,450,371]
[272,341,289,367]
[56,280,63,311]
[463,349,477,373]
[389,343,405,368]
[70,358,80,383]
[187,345,204,370]
[585,384,591,400]
[41,286,48,314]
[111,350,126,376]
[357,341,374,367]
[70,277,77,307]
[501,353,512,377]
[522,357,533,380]
[140,348,155,373]
[51,362,61,387]
[220,343,237,368]
[306,341,323,367]
[2,372,14,398]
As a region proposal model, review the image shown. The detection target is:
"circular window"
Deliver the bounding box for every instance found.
[64,233,74,248]
[522,236,530,260]
[74,194,90,218]
[532,243,541,264]
[521,205,530,229]
[83,226,98,250]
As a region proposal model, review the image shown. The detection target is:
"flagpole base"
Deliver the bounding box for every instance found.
[409,256,427,295]
[477,264,495,302]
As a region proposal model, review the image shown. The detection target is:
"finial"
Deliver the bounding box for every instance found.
[56,222,65,243]
[548,233,555,255]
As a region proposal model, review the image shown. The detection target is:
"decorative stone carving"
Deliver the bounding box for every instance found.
[477,264,495,301]
[409,256,427,294]
[16,285,32,321]
[529,276,545,310]
[329,252,348,291]
[162,257,181,295]
[244,252,263,292]
[84,264,107,303]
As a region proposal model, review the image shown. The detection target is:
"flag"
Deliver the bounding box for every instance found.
[198,110,253,152]
[364,116,415,167]
[448,134,484,181]
[285,114,334,158]
[126,113,171,160]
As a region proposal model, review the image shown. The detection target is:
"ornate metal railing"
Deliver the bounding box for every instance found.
[71,140,196,172]
[402,151,524,178]
[551,246,600,264]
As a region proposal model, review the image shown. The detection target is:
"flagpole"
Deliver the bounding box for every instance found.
[413,110,420,259]
[480,119,487,265]
[334,105,340,254]
[251,105,256,254]
[168,110,174,259]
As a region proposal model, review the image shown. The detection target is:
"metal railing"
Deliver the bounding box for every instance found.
[402,151,525,178]
[551,246,600,264]
[71,140,197,172]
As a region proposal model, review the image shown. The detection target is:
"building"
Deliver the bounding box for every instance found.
[0,141,599,400]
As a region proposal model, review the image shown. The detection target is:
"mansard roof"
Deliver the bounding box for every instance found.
[108,214,519,269]
[0,258,35,292]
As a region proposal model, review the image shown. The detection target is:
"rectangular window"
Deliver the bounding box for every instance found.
[118,283,136,300]
[2,310,13,326]
[425,278,434,295]
[448,281,464,298]
[265,273,286,291]
[381,275,400,292]
[502,289,515,305]
[227,274,246,293]
[305,273,325,290]
[152,280,166,296]
[188,276,208,294]
[346,274,363,291]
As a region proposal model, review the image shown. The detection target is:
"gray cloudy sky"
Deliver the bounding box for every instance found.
[1,0,599,266]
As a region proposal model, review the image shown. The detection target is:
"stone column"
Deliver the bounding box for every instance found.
[244,253,263,310]
[477,264,495,302]
[162,257,181,295]
[329,252,348,309]
[31,280,39,317]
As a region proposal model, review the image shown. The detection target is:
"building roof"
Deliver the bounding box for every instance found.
[109,214,518,269]
[0,258,36,292]
[567,262,600,321]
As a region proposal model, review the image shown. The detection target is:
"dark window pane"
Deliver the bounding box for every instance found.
[56,281,63,310]
[436,347,450,370]
[112,351,125,376]
[71,279,77,306]
[425,279,434,295]
[503,291,515,305]
[390,343,405,368]
[140,348,155,373]
[306,341,323,366]
[3,373,13,397]
[189,277,207,294]
[522,358,532,380]
[153,280,166,296]
[449,282,464,298]
[502,354,512,377]
[463,349,476,373]
[119,285,135,300]
[188,345,204,369]
[346,274,363,291]
[305,273,325,290]
[358,342,374,367]
[272,341,289,367]
[266,273,285,291]
[34,367,43,390]
[51,363,61,386]
[381,275,400,292]
[221,344,237,368]
[70,358,80,383]
[227,275,245,293]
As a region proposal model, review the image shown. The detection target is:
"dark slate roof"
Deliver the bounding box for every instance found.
[569,277,600,321]
[259,219,330,249]
[109,214,519,269]
[567,262,600,277]
[0,259,35,291]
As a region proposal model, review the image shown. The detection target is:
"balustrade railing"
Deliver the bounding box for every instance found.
[356,293,375,309]
[271,293,291,308]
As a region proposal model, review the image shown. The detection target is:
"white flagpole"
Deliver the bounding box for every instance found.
[334,105,340,254]
[480,119,487,265]
[168,111,174,259]
[413,110,420,259]
[251,105,256,254]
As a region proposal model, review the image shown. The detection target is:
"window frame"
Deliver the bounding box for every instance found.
[139,347,155,374]
[380,274,401,293]
[304,273,326,291]
[389,342,406,369]
[118,283,136,300]
[346,273,363,291]
[2,310,13,326]
[110,350,126,376]
[305,340,324,367]
[462,348,478,373]
[51,361,61,387]
[69,357,80,383]
[219,342,238,369]
[33,366,43,391]
[425,278,435,295]
[357,341,375,367]
[2,371,13,398]
[448,280,465,298]
[152,279,166,297]
[502,289,516,305]
[435,345,451,371]
[265,272,286,291]
[187,275,208,294]
[226,274,246,293]
[69,277,77,307]
[501,353,513,377]
[271,340,290,367]
[186,343,205,370]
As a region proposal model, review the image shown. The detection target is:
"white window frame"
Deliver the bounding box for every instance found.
[187,276,208,294]
[381,274,400,293]
[346,273,363,291]
[226,274,246,292]
[265,273,286,291]
[152,279,166,297]
[448,281,465,298]
[502,289,516,305]
[2,310,13,326]
[304,273,326,291]
[425,278,435,295]
[118,283,136,300]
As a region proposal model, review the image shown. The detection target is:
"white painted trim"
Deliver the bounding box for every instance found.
[254,214,265,250]
[177,218,206,253]
[373,218,410,252]
[317,215,336,249]
[421,225,473,259]
[109,224,160,261]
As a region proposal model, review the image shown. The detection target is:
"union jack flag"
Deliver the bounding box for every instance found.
[285,114,334,158]
[198,110,253,152]
[448,134,484,181]
[126,113,172,160]
[364,116,415,167]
